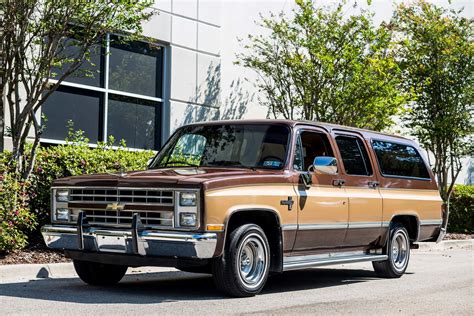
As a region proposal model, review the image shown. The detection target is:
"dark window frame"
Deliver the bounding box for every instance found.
[370,139,432,181]
[335,134,373,177]
[292,129,337,173]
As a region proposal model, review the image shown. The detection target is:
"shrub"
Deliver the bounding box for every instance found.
[30,129,155,228]
[0,128,155,252]
[447,185,474,234]
[0,171,37,253]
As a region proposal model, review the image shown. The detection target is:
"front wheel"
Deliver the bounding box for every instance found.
[373,223,410,278]
[212,224,270,297]
[73,260,128,286]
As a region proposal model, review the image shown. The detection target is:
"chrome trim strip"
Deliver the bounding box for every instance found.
[347,222,382,229]
[420,219,443,226]
[298,223,348,230]
[282,224,298,231]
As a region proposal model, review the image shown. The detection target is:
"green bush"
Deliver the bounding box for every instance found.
[0,129,155,252]
[30,130,155,228]
[448,185,474,234]
[0,171,37,253]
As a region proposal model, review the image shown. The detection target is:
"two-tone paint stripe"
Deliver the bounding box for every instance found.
[282,219,442,231]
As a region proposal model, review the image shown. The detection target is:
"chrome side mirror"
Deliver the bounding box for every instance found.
[311,156,338,175]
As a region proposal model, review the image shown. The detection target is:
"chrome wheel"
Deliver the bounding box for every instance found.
[237,233,269,290]
[391,229,409,273]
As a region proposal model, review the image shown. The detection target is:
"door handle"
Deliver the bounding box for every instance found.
[332,179,345,187]
[368,181,380,189]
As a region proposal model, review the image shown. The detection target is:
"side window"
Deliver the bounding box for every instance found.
[294,131,334,171]
[335,136,373,176]
[372,140,430,179]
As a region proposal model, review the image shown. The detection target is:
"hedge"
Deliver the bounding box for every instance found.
[447,185,474,234]
[1,130,154,253]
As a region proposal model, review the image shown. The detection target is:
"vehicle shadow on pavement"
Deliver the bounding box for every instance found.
[0,268,380,303]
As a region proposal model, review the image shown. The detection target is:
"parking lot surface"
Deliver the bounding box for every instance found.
[1,246,472,315]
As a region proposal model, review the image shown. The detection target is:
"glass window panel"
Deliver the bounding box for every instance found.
[108,37,163,97]
[336,136,373,176]
[51,38,103,87]
[107,94,160,149]
[42,86,102,142]
[372,140,430,179]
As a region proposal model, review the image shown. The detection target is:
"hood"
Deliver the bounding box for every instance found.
[52,167,295,190]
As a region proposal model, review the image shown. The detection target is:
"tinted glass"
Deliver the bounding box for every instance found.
[150,124,290,169]
[51,38,103,87]
[42,86,101,142]
[107,95,159,150]
[372,140,430,179]
[336,136,372,176]
[109,37,163,97]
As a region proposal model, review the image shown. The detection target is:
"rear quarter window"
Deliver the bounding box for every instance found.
[371,140,430,179]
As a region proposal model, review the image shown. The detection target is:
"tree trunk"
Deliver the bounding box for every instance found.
[0,93,4,152]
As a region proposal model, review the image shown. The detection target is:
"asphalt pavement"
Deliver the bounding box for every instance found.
[0,241,472,315]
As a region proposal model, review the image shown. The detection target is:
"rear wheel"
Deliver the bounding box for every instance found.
[73,260,128,286]
[373,223,410,278]
[212,224,270,297]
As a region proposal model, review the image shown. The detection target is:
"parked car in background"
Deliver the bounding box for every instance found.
[42,120,447,297]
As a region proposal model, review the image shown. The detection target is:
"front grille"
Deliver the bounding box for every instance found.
[70,188,173,205]
[68,188,175,228]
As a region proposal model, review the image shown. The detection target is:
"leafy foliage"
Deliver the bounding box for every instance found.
[392,0,474,201]
[0,0,154,179]
[0,127,154,252]
[447,185,474,233]
[237,0,407,131]
[0,171,37,253]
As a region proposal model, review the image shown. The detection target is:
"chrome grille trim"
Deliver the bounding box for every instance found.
[69,188,174,206]
[67,187,175,228]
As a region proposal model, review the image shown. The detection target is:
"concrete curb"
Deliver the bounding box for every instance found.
[0,240,472,282]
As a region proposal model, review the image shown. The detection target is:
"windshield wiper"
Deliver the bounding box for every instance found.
[162,160,200,168]
[205,161,256,170]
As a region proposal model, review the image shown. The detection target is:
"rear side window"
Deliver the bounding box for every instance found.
[372,140,430,179]
[335,136,373,176]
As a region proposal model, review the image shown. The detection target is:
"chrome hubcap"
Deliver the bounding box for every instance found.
[391,230,409,272]
[237,233,268,289]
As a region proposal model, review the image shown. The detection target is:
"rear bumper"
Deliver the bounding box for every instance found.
[41,225,217,259]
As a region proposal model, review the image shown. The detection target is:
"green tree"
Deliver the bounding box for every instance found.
[237,0,407,131]
[392,0,473,202]
[0,0,154,179]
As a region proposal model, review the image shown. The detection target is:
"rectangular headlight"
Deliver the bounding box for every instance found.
[55,208,70,221]
[179,213,197,227]
[179,192,197,206]
[56,189,69,202]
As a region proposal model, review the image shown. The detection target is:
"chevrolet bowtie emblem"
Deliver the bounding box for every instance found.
[106,202,125,211]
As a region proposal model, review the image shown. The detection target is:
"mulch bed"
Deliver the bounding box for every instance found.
[0,233,472,265]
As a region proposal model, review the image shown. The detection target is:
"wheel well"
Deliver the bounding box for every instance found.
[226,210,283,273]
[391,215,419,242]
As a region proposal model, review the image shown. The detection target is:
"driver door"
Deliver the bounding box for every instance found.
[292,128,349,254]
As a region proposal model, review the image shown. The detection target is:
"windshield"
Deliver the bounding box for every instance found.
[149,124,291,170]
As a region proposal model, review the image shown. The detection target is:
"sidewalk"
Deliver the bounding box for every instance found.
[0,239,471,283]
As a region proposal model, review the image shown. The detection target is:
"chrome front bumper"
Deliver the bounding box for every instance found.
[41,225,217,259]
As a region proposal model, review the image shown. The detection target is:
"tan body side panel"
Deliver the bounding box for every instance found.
[380,189,442,222]
[205,184,298,226]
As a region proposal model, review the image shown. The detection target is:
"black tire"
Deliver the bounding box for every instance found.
[212,224,270,297]
[373,223,411,278]
[73,260,128,286]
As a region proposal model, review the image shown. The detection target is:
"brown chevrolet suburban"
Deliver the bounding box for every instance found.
[42,120,447,297]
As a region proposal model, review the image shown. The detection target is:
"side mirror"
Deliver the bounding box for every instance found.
[312,156,338,175]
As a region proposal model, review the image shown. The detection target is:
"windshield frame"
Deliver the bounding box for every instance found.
[148,122,293,170]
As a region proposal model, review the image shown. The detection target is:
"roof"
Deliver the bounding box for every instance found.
[184,119,413,144]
